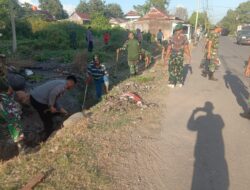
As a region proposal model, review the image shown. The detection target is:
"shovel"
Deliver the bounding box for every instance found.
[114,49,120,78]
[82,84,88,113]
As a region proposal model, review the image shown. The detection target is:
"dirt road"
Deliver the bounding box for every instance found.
[114,37,250,190]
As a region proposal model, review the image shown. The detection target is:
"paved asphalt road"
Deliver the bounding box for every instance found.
[155,36,250,190]
[117,36,250,190]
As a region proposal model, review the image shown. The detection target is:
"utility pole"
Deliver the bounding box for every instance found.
[204,0,209,32]
[9,0,17,53]
[194,0,200,33]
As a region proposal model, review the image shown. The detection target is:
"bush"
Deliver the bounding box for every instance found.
[17,45,32,57]
[34,21,87,50]
[109,27,128,50]
[90,13,111,31]
[26,17,50,33]
[1,19,33,39]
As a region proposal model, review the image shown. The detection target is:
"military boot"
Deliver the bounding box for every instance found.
[201,70,207,77]
[209,72,218,81]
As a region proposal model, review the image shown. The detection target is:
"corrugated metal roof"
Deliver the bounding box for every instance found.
[125,10,140,17]
[138,7,170,21]
[75,12,90,20]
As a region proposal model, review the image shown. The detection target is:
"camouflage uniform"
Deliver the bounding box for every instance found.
[0,55,23,143]
[208,32,219,73]
[168,34,189,85]
[0,93,23,142]
[121,39,140,75]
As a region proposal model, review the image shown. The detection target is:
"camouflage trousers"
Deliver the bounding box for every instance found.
[204,56,217,73]
[0,93,23,142]
[128,60,139,75]
[168,51,184,85]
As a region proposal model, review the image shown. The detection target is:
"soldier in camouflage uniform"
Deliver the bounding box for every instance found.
[202,27,220,81]
[118,32,140,76]
[0,55,24,144]
[165,23,191,88]
[0,80,23,144]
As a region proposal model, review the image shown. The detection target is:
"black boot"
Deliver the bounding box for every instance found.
[201,70,207,77]
[209,72,218,81]
[240,112,250,119]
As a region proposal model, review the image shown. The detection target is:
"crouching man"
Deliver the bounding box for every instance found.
[29,75,77,141]
[86,54,109,100]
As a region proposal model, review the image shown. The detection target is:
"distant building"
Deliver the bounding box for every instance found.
[132,7,184,39]
[32,10,55,21]
[69,12,91,24]
[125,10,141,21]
[109,17,127,28]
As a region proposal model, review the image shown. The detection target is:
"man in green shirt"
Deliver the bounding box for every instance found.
[117,32,140,76]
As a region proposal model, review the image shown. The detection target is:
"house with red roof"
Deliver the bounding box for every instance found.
[69,12,91,24]
[133,7,184,39]
[125,10,141,21]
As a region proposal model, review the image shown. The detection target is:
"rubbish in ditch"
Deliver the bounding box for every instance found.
[120,92,143,107]
[25,69,34,76]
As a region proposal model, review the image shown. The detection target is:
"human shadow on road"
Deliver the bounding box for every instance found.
[224,70,249,113]
[188,102,229,190]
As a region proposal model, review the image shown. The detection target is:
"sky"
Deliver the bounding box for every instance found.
[20,0,248,23]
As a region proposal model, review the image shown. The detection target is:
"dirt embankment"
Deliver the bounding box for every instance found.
[0,43,167,189]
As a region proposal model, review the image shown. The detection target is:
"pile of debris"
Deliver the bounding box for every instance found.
[117,81,155,94]
[101,81,159,113]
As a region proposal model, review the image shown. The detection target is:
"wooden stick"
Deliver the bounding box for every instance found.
[21,169,54,190]
[115,49,120,77]
[21,173,46,190]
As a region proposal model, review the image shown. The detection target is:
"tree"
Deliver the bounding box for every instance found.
[134,0,170,15]
[189,11,210,28]
[235,1,250,24]
[76,0,106,15]
[9,0,17,52]
[219,10,238,34]
[90,12,111,30]
[174,6,188,21]
[76,0,89,14]
[0,0,9,29]
[105,3,123,18]
[39,0,68,19]
[219,1,250,34]
[88,0,105,14]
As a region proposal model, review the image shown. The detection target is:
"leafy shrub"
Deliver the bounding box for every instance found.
[61,50,74,63]
[1,19,33,39]
[17,45,32,57]
[33,53,50,62]
[73,50,88,72]
[90,13,111,31]
[26,17,50,33]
